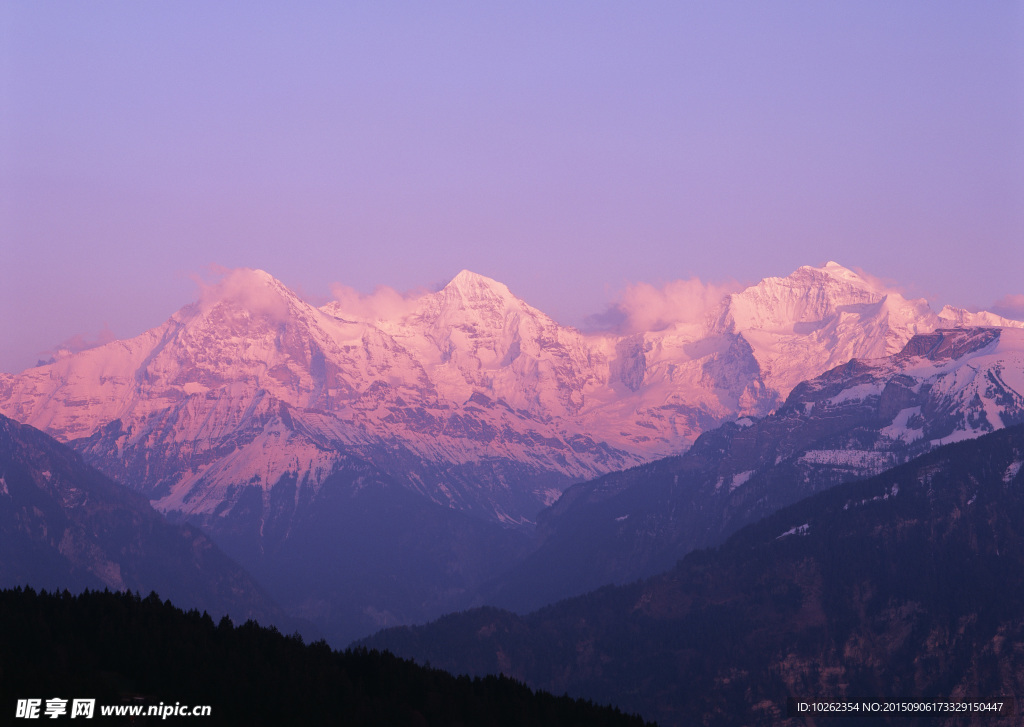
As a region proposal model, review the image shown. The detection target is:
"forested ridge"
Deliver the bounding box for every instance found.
[0,587,653,726]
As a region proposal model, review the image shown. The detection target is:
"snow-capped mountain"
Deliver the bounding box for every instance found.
[0,269,630,528]
[576,261,1021,454]
[0,263,1019,531]
[711,262,939,395]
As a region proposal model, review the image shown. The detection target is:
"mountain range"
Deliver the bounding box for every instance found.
[1,261,1021,643]
[2,262,1017,523]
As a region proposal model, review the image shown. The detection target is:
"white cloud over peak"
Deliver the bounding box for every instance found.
[586,277,742,334]
[327,283,427,322]
[192,267,292,322]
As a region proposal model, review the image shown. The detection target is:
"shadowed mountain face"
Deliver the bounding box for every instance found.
[0,414,284,628]
[227,467,533,645]
[362,425,1024,727]
[480,327,1024,612]
[1,410,531,645]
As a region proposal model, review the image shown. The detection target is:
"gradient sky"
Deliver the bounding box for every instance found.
[2,2,1022,373]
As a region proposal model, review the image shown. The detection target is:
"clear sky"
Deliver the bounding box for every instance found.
[2,2,1022,373]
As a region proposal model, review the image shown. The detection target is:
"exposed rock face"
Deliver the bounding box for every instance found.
[614,336,647,392]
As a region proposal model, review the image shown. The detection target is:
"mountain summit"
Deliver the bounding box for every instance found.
[708,262,940,396]
[442,268,517,300]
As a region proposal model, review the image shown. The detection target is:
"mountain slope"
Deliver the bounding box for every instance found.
[363,425,1024,727]
[481,327,1024,611]
[0,414,283,626]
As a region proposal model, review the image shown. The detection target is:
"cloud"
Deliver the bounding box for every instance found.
[848,266,907,296]
[328,283,427,322]
[990,293,1024,322]
[191,267,292,322]
[39,324,117,363]
[586,278,742,334]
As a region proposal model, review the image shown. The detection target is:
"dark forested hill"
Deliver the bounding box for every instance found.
[364,425,1024,726]
[0,587,653,726]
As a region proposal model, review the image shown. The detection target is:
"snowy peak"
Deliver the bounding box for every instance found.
[697,263,956,401]
[718,263,887,334]
[160,269,345,394]
[821,260,850,270]
[426,270,535,327]
[815,261,882,291]
[444,269,515,301]
[411,270,563,366]
[937,305,1024,330]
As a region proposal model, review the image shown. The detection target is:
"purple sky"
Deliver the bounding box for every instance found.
[2,2,1022,373]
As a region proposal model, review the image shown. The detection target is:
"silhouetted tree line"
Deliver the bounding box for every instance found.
[0,587,654,726]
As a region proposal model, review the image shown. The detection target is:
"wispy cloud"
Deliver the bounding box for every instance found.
[586,278,742,334]
[191,266,292,322]
[39,324,117,362]
[328,283,427,322]
[848,266,908,296]
[990,293,1024,322]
